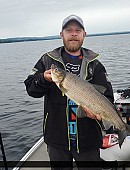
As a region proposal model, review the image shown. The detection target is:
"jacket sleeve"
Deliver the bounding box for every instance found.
[92,61,114,104]
[24,57,52,98]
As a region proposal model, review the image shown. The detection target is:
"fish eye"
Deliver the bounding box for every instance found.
[55,68,58,71]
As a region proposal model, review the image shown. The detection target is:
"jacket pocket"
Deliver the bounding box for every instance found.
[48,83,67,105]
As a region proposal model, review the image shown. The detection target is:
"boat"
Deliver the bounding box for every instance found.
[12,137,51,170]
[1,88,130,170]
[12,135,130,170]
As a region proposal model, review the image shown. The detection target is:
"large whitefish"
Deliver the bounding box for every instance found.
[51,64,130,148]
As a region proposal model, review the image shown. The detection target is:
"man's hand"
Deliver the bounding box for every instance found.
[43,69,52,82]
[83,107,102,121]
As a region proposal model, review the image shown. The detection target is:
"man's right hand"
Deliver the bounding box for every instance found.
[43,69,52,82]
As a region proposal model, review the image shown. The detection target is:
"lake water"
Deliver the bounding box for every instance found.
[0,34,130,163]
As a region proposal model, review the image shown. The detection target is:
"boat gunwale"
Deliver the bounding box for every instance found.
[12,137,44,170]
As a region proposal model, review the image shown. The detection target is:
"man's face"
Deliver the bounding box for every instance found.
[60,21,86,53]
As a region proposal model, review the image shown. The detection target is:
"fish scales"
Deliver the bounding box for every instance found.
[51,64,130,147]
[62,72,125,131]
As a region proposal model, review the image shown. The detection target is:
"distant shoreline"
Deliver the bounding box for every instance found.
[0,31,130,44]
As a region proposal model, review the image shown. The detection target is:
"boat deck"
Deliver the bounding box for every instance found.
[13,137,77,170]
[19,141,51,170]
[13,137,130,170]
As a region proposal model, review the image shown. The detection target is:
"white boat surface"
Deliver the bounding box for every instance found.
[13,137,78,170]
[13,137,51,170]
[12,136,130,170]
[12,91,130,170]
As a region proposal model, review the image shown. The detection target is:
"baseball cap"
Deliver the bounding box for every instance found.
[62,14,85,30]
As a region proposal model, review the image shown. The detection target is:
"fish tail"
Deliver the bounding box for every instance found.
[118,123,130,148]
[118,130,127,148]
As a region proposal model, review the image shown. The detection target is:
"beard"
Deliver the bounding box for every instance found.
[63,38,84,52]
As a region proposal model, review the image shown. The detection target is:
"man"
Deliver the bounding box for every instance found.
[24,14,114,169]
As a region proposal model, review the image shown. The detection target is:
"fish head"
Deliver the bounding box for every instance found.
[51,64,66,83]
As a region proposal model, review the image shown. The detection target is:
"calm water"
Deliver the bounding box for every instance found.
[0,34,130,162]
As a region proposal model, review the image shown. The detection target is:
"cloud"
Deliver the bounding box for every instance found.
[0,0,130,38]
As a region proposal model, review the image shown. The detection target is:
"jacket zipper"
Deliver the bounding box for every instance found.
[44,112,48,133]
[84,54,103,131]
[46,52,101,152]
[76,54,101,153]
[76,115,79,153]
[47,53,71,150]
[66,98,71,151]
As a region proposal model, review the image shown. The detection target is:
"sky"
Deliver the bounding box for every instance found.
[0,0,130,39]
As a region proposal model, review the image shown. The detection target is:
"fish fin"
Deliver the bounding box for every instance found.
[59,84,68,93]
[117,123,130,148]
[117,130,127,148]
[102,119,113,130]
[92,84,106,94]
[76,106,87,118]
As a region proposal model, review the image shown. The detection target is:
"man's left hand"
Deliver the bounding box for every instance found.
[83,107,102,121]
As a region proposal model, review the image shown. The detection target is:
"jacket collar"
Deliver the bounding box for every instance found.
[82,48,99,62]
[47,46,99,63]
[47,46,99,80]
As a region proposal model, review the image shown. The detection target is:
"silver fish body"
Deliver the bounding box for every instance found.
[51,64,130,147]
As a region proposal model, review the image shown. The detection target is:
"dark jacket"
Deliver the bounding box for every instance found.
[24,46,114,152]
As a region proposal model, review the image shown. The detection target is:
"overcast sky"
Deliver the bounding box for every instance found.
[0,0,130,38]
